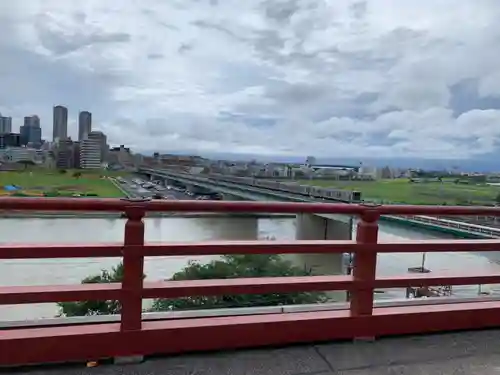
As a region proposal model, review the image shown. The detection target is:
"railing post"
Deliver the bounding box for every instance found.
[121,205,145,331]
[350,209,379,317]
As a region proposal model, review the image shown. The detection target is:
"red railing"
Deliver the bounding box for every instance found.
[2,198,500,366]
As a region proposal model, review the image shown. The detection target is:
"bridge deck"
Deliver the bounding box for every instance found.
[10,329,500,374]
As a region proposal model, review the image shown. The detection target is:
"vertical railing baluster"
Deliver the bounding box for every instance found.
[350,209,379,316]
[121,206,145,331]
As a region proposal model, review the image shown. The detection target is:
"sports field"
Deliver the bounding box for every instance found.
[298,178,500,205]
[0,170,127,198]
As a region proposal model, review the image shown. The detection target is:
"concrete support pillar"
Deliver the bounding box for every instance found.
[198,217,258,240]
[221,193,244,201]
[293,213,352,302]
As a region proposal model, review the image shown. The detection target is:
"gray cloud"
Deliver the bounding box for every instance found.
[147,53,164,60]
[261,0,301,23]
[1,0,500,159]
[34,13,131,56]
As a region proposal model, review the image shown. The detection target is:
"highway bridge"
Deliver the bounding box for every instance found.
[138,167,359,203]
[137,167,500,239]
[138,167,359,228]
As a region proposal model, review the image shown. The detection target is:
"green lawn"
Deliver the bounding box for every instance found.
[0,170,127,198]
[298,178,500,205]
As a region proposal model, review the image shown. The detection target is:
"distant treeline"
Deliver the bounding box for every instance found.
[411,171,487,183]
[411,171,466,178]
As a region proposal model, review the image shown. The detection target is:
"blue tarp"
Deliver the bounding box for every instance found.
[4,185,20,191]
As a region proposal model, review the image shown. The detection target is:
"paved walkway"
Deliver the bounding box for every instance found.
[9,329,500,375]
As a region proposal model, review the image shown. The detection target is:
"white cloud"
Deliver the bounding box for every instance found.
[2,0,500,160]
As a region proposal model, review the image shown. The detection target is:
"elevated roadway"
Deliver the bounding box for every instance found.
[139,168,325,202]
[138,167,353,225]
[138,168,500,239]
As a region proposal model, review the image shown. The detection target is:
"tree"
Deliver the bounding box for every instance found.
[58,263,124,317]
[58,255,326,317]
[151,255,327,311]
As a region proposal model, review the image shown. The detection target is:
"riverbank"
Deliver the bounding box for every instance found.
[381,215,498,239]
[0,170,125,198]
[108,177,130,197]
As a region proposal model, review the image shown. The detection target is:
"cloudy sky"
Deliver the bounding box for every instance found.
[1,0,500,160]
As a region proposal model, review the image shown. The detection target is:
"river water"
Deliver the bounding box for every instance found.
[1,216,500,322]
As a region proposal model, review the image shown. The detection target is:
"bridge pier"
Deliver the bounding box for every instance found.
[293,213,352,302]
[221,193,245,201]
[197,217,258,240]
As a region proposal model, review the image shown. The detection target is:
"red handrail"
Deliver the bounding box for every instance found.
[1,196,500,215]
[1,198,500,366]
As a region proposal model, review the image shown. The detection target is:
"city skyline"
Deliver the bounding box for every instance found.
[0,106,94,143]
[0,104,108,170]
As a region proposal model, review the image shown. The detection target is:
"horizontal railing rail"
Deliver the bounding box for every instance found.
[5,293,500,330]
[3,293,500,329]
[396,215,500,236]
[3,196,500,215]
[1,197,500,366]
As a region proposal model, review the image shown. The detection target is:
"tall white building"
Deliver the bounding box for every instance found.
[78,111,92,141]
[80,131,106,169]
[53,105,68,141]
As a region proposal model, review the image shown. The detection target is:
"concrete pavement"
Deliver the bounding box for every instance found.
[8,329,500,374]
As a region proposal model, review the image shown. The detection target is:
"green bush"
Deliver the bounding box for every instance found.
[58,255,327,317]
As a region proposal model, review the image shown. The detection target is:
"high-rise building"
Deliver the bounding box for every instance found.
[20,115,42,146]
[0,115,12,134]
[98,131,108,162]
[53,105,68,142]
[78,111,92,141]
[24,115,40,128]
[0,133,20,149]
[55,138,74,169]
[80,131,106,169]
[72,141,81,169]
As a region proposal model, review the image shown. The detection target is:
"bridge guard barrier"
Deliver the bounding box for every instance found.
[1,198,500,365]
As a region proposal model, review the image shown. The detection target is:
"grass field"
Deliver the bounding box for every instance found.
[298,178,500,205]
[0,170,127,198]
